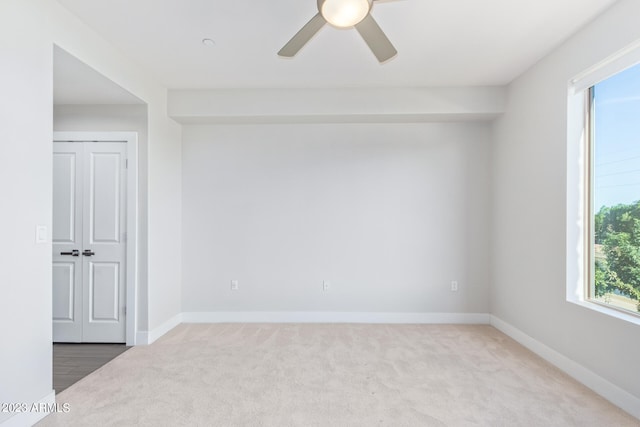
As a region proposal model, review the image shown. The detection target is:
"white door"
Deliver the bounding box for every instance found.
[53,142,127,343]
[52,143,83,341]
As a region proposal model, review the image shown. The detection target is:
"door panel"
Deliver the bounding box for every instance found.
[52,263,76,321]
[88,262,120,321]
[53,141,126,343]
[53,152,78,243]
[82,143,126,342]
[52,143,83,342]
[89,152,121,243]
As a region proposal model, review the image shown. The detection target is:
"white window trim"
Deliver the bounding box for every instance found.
[566,39,640,326]
[570,38,640,94]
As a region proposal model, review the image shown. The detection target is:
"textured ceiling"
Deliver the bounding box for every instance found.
[56,0,618,89]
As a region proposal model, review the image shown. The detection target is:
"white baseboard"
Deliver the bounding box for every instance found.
[490,315,640,420]
[0,390,55,427]
[136,313,183,345]
[181,311,491,324]
[137,312,489,344]
[137,311,490,343]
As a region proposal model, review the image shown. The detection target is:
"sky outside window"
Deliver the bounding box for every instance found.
[593,62,640,210]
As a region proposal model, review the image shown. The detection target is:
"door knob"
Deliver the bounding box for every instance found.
[60,249,80,256]
[82,249,95,256]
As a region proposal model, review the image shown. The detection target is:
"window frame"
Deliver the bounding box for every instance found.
[583,78,640,317]
[585,87,596,307]
[566,41,640,327]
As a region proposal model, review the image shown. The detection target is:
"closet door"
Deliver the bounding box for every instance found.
[81,142,127,343]
[52,143,83,342]
[52,142,127,343]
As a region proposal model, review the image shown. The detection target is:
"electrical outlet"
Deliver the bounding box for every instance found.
[323,280,331,291]
[231,280,239,291]
[451,281,458,292]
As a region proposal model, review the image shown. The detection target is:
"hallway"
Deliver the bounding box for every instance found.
[53,344,129,393]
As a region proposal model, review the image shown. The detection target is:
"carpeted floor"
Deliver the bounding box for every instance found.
[38,323,639,426]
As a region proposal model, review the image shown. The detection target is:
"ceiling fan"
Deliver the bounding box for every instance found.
[278,0,398,63]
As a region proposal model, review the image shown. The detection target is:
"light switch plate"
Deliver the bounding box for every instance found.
[36,225,47,243]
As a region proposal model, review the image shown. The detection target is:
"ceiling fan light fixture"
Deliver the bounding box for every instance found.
[279,0,396,62]
[320,0,372,28]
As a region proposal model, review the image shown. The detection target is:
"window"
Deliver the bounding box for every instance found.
[586,62,640,315]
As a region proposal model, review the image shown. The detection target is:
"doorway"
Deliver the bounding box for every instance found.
[52,132,138,345]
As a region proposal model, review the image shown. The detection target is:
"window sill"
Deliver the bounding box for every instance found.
[567,298,640,327]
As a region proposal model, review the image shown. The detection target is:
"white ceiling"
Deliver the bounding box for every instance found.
[56,0,618,89]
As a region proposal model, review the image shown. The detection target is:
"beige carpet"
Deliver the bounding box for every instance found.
[38,324,639,427]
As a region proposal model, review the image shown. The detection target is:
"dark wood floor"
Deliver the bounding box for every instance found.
[53,343,129,393]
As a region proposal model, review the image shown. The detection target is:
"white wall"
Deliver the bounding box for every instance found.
[0,1,181,424]
[0,3,54,424]
[182,123,491,315]
[492,0,640,408]
[53,104,150,332]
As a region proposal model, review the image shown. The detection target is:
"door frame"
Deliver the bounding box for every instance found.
[53,131,138,346]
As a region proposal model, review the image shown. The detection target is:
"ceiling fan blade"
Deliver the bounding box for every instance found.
[355,14,397,63]
[278,13,326,58]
